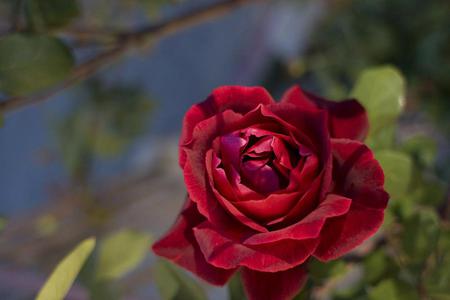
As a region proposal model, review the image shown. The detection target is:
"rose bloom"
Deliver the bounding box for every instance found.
[153,86,388,300]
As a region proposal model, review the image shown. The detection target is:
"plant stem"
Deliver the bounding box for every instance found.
[0,0,260,114]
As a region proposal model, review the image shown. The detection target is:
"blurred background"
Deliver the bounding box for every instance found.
[0,0,449,299]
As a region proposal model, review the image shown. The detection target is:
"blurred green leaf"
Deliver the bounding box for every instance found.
[25,0,80,31]
[96,229,151,281]
[0,34,74,96]
[55,80,152,178]
[368,279,419,300]
[408,179,446,207]
[426,228,450,299]
[36,237,96,300]
[153,260,207,300]
[309,259,347,283]
[351,66,405,135]
[375,150,413,199]
[402,135,437,168]
[363,250,389,284]
[228,273,246,300]
[366,124,395,150]
[402,209,440,263]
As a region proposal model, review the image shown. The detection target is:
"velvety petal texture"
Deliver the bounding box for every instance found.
[153,85,388,300]
[241,266,308,300]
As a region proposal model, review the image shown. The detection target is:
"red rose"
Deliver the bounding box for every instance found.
[153,86,388,300]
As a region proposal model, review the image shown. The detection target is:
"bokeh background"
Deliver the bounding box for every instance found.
[0,0,449,299]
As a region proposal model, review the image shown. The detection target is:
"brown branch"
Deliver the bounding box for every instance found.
[0,0,260,114]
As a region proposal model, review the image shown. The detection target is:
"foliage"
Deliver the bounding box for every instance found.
[54,80,153,180]
[0,0,448,299]
[96,229,152,281]
[0,34,74,96]
[36,237,96,300]
[153,260,207,300]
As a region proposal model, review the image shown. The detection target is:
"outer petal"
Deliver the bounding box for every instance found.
[241,266,308,300]
[243,194,351,245]
[193,222,318,272]
[313,139,389,261]
[313,202,384,261]
[152,198,236,285]
[180,86,274,167]
[281,85,369,141]
[331,139,388,209]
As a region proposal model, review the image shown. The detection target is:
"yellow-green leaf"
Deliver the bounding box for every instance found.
[351,66,405,135]
[96,229,151,281]
[36,237,96,300]
[375,150,413,199]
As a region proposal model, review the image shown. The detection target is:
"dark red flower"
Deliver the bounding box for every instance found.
[153,86,388,300]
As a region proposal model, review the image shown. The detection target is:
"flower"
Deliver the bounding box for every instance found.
[153,86,389,300]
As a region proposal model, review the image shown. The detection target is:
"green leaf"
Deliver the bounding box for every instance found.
[426,228,450,298]
[408,179,446,207]
[402,135,437,168]
[309,259,347,283]
[96,229,151,281]
[153,260,207,300]
[351,66,405,135]
[228,273,246,300]
[402,209,440,263]
[363,250,389,284]
[25,0,80,31]
[36,237,96,300]
[375,150,413,199]
[0,34,74,96]
[368,279,419,300]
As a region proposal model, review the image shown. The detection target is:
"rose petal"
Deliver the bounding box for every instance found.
[241,162,281,195]
[152,199,237,285]
[332,139,388,209]
[313,202,384,261]
[313,139,389,260]
[180,86,274,167]
[241,266,308,300]
[232,191,301,222]
[183,110,243,226]
[243,194,351,245]
[266,170,324,227]
[281,85,369,141]
[193,222,318,272]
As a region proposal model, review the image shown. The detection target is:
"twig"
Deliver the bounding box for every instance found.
[0,0,259,114]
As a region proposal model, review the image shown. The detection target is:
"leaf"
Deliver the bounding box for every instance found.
[351,65,405,135]
[375,150,413,199]
[402,209,440,263]
[25,0,80,31]
[309,259,347,283]
[0,34,74,96]
[35,237,96,300]
[402,135,437,168]
[228,273,246,300]
[153,260,207,300]
[363,250,389,284]
[96,229,152,281]
[368,279,419,300]
[426,228,450,298]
